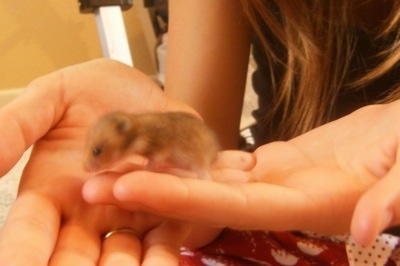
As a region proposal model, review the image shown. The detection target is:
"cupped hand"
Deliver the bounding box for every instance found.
[0,59,198,266]
[84,100,400,247]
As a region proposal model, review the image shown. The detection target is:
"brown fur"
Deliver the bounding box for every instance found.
[83,111,220,178]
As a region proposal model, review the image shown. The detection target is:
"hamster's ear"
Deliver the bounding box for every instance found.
[115,115,132,133]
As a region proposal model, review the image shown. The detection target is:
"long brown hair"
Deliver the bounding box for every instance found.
[241,0,400,140]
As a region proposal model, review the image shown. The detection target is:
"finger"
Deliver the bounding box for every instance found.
[142,221,192,266]
[211,168,252,183]
[0,74,64,177]
[83,151,255,205]
[112,171,310,230]
[82,174,119,204]
[99,231,141,266]
[49,222,100,266]
[82,174,150,212]
[351,163,400,246]
[213,150,256,171]
[0,191,60,265]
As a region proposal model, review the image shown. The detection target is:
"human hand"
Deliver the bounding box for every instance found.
[83,100,400,247]
[0,59,199,265]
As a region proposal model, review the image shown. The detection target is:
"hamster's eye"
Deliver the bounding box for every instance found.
[92,146,103,157]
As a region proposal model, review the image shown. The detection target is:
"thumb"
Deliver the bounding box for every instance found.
[0,72,64,177]
[351,162,400,246]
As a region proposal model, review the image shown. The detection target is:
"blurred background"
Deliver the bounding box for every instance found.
[0,0,159,90]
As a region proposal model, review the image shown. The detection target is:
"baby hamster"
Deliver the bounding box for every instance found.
[83,111,220,178]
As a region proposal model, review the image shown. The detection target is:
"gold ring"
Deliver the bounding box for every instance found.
[102,228,138,240]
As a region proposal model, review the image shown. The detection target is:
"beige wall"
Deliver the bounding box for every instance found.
[0,1,156,89]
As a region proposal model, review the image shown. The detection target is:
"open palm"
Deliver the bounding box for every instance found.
[0,59,195,266]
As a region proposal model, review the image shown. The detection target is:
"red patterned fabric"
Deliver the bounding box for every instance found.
[179,229,400,265]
